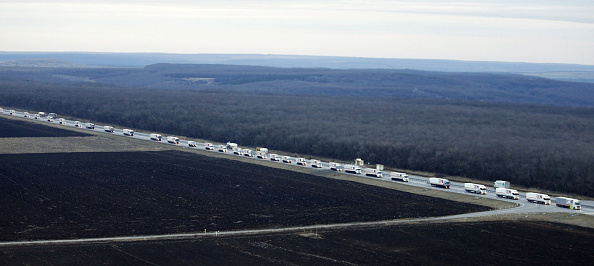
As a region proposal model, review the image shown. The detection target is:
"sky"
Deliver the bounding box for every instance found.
[1,0,593,65]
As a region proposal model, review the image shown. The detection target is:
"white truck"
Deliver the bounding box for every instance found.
[494,180,510,189]
[296,158,307,165]
[365,169,382,178]
[526,192,551,205]
[390,172,409,182]
[345,165,362,174]
[311,160,323,168]
[555,197,581,210]
[429,178,451,189]
[330,163,344,171]
[495,188,519,200]
[226,142,238,150]
[103,126,114,133]
[256,147,268,154]
[74,121,82,127]
[269,154,280,161]
[85,123,95,129]
[188,141,197,147]
[464,183,487,195]
[123,129,134,136]
[205,143,215,150]
[256,151,267,159]
[218,145,227,153]
[282,156,293,163]
[243,149,254,157]
[167,136,180,145]
[150,134,162,141]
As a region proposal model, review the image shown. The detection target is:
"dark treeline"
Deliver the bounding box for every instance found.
[1,80,592,196]
[1,64,594,107]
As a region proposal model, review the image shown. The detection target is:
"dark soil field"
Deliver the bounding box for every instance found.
[0,150,490,241]
[1,221,591,265]
[0,116,90,138]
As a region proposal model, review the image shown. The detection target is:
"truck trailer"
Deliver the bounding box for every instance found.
[365,169,382,178]
[269,154,280,161]
[495,188,519,200]
[464,183,487,195]
[123,129,134,136]
[526,192,551,205]
[345,165,362,174]
[311,160,323,168]
[150,134,162,141]
[494,180,510,189]
[555,197,581,210]
[103,126,114,133]
[429,178,451,189]
[167,136,180,145]
[390,172,409,182]
[330,163,344,171]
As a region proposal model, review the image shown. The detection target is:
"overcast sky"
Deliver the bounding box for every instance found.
[1,0,593,65]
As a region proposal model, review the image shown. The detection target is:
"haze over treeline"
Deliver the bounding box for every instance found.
[0,63,592,197]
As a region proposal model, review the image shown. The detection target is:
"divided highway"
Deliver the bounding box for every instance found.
[2,108,592,217]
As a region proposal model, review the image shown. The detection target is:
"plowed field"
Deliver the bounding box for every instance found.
[0,150,490,241]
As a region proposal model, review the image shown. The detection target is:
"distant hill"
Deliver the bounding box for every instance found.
[0,58,95,68]
[1,52,594,83]
[1,63,593,107]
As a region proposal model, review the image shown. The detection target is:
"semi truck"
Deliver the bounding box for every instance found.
[495,188,519,200]
[296,158,307,165]
[345,165,362,174]
[391,172,409,182]
[429,178,451,189]
[365,169,382,178]
[464,183,487,195]
[494,180,510,189]
[526,192,551,205]
[167,136,180,145]
[188,141,197,147]
[311,160,323,168]
[150,134,162,141]
[85,123,95,129]
[555,197,581,210]
[103,126,114,133]
[123,129,134,136]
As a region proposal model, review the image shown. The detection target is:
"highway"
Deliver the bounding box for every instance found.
[1,108,593,217]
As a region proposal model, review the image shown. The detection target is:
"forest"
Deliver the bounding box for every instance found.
[1,64,593,107]
[0,75,592,197]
